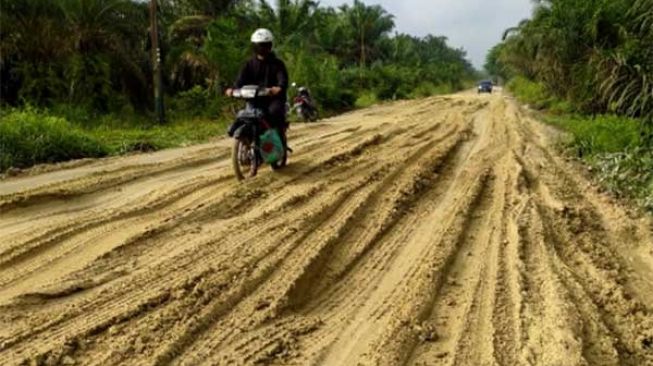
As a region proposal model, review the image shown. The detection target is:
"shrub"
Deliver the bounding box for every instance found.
[594,148,653,211]
[544,113,651,212]
[0,108,107,171]
[507,76,552,109]
[409,82,454,98]
[355,91,379,109]
[169,86,222,118]
[284,50,356,111]
[546,114,641,157]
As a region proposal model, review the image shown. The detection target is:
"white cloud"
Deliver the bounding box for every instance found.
[317,0,534,69]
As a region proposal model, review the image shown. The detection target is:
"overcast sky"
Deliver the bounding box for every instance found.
[319,0,534,69]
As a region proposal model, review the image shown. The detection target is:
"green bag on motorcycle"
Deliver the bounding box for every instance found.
[259,129,284,164]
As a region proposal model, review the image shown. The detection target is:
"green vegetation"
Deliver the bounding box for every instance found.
[354,91,379,109]
[1,0,476,171]
[506,77,553,110]
[594,148,653,210]
[545,114,642,157]
[486,0,652,138]
[511,82,653,211]
[549,113,652,211]
[489,0,653,211]
[0,108,107,170]
[0,108,225,171]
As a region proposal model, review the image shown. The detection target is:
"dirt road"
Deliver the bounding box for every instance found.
[1,92,652,366]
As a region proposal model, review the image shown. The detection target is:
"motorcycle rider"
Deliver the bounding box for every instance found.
[297,85,317,112]
[290,83,317,121]
[225,28,289,133]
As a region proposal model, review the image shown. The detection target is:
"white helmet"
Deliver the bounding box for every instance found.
[251,28,274,43]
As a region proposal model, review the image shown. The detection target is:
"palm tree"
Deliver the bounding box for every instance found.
[339,0,394,68]
[0,0,69,104]
[0,0,149,109]
[596,0,653,120]
[57,0,149,109]
[164,0,240,91]
[251,0,319,46]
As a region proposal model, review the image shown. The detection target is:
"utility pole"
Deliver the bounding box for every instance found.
[150,0,165,123]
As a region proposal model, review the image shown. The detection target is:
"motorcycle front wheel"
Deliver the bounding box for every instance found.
[298,108,309,123]
[232,139,258,181]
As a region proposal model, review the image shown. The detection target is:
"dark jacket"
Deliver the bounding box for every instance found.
[234,53,289,101]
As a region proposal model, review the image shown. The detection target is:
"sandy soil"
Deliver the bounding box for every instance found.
[1,92,652,366]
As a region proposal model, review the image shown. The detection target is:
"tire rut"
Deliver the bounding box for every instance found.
[1,93,651,366]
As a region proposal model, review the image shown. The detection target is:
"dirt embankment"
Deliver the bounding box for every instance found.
[1,92,652,365]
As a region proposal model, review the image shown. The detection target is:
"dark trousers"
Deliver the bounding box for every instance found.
[266,98,287,130]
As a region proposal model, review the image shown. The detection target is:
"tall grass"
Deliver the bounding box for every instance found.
[0,108,227,172]
[354,91,379,109]
[0,108,107,170]
[545,114,642,157]
[546,114,651,210]
[594,148,653,211]
[507,76,574,113]
[507,77,550,108]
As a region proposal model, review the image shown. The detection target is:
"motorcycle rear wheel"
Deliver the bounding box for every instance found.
[270,130,288,170]
[309,109,319,122]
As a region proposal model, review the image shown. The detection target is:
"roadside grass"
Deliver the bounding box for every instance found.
[354,82,459,109]
[89,117,228,154]
[591,148,653,210]
[0,108,108,171]
[409,82,455,99]
[509,78,652,211]
[507,76,554,110]
[545,114,642,157]
[355,91,379,109]
[0,107,228,172]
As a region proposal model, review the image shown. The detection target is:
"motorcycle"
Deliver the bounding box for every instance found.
[292,95,319,122]
[228,85,288,181]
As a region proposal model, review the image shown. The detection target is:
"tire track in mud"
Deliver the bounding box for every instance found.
[0,119,413,302]
[140,108,474,364]
[0,98,472,364]
[210,103,504,365]
[0,93,651,366]
[168,115,474,366]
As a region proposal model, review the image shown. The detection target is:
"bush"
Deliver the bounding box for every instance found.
[0,108,107,171]
[90,118,227,154]
[50,103,97,126]
[547,99,575,115]
[594,148,653,211]
[546,114,642,157]
[0,106,229,171]
[169,86,222,118]
[544,113,651,212]
[507,76,553,109]
[409,82,454,98]
[284,50,356,111]
[355,91,379,109]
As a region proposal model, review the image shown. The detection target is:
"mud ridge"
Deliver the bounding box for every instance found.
[0,93,651,366]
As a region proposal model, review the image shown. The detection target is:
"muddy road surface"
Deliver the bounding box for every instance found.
[1,93,652,366]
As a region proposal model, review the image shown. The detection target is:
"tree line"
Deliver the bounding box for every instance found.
[1,0,476,118]
[485,0,652,143]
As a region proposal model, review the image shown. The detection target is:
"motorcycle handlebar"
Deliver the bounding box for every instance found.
[231,87,270,99]
[229,85,273,99]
